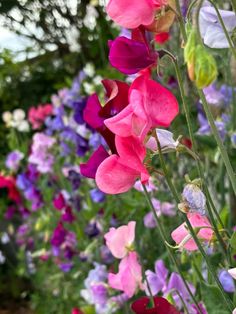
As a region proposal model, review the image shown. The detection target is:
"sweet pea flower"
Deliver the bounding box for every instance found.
[218,270,235,293]
[104,75,179,141]
[171,212,213,251]
[104,221,136,259]
[108,252,143,298]
[131,296,180,314]
[106,0,168,30]
[96,135,150,194]
[199,6,236,48]
[83,79,129,153]
[146,129,179,152]
[108,36,157,74]
[5,150,24,171]
[80,145,109,179]
[28,103,53,129]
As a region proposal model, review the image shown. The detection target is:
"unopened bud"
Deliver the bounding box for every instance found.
[194,45,218,89]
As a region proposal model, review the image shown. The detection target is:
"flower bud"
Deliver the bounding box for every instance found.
[194,45,218,89]
[182,183,206,215]
[184,27,198,81]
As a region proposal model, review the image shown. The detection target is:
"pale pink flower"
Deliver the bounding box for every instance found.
[171,212,213,251]
[108,252,143,297]
[104,221,136,259]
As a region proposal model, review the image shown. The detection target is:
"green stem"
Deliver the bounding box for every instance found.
[198,90,236,196]
[175,0,236,197]
[231,0,236,14]
[142,185,203,313]
[174,0,187,43]
[155,136,234,312]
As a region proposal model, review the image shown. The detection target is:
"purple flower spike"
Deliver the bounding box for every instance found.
[109,36,157,74]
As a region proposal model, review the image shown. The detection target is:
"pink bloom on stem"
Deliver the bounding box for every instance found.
[104,75,179,141]
[108,252,143,298]
[104,221,136,259]
[171,212,213,251]
[106,0,167,29]
[95,135,150,194]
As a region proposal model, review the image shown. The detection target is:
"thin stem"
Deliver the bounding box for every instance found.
[155,135,234,312]
[174,0,187,42]
[174,0,236,197]
[198,89,236,196]
[231,0,236,14]
[142,185,203,313]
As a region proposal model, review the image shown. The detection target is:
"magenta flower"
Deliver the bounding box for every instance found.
[104,75,179,141]
[95,135,150,194]
[104,221,136,259]
[109,36,157,74]
[131,296,180,314]
[80,145,109,179]
[171,212,213,251]
[83,80,129,153]
[108,252,143,298]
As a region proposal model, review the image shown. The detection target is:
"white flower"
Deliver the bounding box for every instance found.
[83,63,95,77]
[2,111,12,125]
[146,129,179,152]
[17,120,30,132]
[228,268,236,280]
[13,109,26,121]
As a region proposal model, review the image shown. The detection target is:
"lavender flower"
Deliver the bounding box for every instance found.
[90,188,106,203]
[219,269,235,293]
[199,6,236,48]
[5,150,24,171]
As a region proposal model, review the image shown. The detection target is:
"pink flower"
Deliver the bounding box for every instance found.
[104,221,136,259]
[171,213,213,251]
[108,252,143,297]
[28,104,53,129]
[95,135,150,194]
[104,75,179,141]
[106,0,167,29]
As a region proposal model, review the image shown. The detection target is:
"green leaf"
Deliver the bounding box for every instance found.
[201,282,230,314]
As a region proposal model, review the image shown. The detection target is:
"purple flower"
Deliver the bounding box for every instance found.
[200,6,236,48]
[73,99,87,124]
[90,188,106,203]
[100,245,114,264]
[219,270,235,293]
[5,150,24,171]
[231,133,236,148]
[108,36,157,74]
[28,133,56,173]
[144,198,175,228]
[51,223,67,247]
[68,170,81,190]
[59,262,74,272]
[91,283,108,306]
[85,221,101,238]
[145,260,168,296]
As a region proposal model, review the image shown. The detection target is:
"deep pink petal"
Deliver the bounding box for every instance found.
[130,75,179,127]
[106,0,155,29]
[104,105,134,137]
[95,155,139,194]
